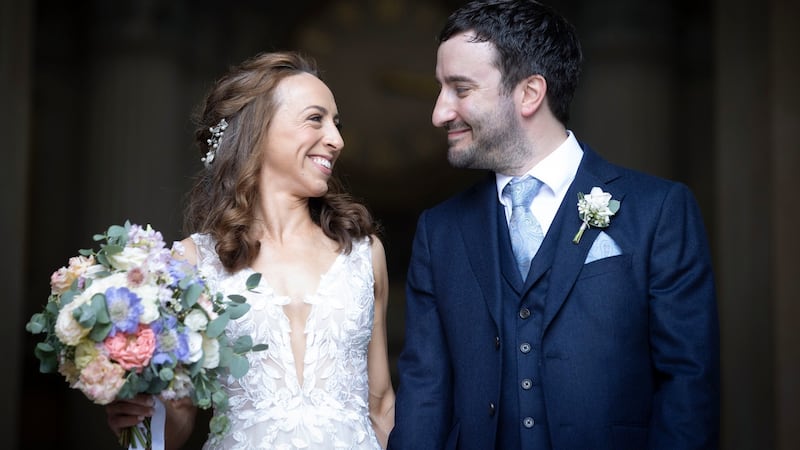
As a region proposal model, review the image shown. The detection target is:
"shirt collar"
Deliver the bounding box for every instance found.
[496,130,584,201]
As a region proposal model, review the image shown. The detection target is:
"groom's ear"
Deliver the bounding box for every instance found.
[519,75,547,118]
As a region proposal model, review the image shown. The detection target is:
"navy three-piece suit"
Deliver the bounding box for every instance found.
[388,144,720,450]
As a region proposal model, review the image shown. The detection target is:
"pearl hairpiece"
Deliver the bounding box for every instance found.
[202,118,228,167]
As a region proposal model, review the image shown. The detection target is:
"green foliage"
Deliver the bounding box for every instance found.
[26,219,270,443]
[225,302,251,320]
[228,354,250,379]
[181,282,203,309]
[206,312,230,339]
[245,273,261,290]
[34,342,58,373]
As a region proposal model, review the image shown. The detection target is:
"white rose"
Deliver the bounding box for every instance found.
[202,337,220,369]
[106,246,148,271]
[184,309,209,332]
[186,330,204,363]
[72,272,128,308]
[134,284,160,324]
[55,301,90,346]
[584,187,612,209]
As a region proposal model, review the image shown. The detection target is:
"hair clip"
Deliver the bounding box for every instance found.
[202,118,228,167]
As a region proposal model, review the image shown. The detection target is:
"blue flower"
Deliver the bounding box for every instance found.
[105,287,144,336]
[151,315,190,366]
[167,258,204,290]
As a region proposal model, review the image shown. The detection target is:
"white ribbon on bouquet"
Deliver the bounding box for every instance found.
[129,397,166,450]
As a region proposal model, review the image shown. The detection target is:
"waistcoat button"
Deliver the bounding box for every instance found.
[523,417,535,428]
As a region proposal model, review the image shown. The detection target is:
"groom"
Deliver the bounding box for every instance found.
[388,1,720,449]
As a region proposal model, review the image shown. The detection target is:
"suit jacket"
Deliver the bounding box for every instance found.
[388,144,720,450]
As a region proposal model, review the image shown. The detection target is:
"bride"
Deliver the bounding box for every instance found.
[105,51,395,449]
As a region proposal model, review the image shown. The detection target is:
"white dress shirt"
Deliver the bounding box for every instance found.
[496,131,584,235]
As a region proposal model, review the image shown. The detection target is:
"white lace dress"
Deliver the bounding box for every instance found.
[192,233,382,450]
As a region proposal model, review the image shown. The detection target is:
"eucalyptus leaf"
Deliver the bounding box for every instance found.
[206,312,230,338]
[75,303,97,329]
[182,282,203,308]
[245,272,262,290]
[218,346,233,367]
[226,302,251,320]
[103,244,124,255]
[147,377,168,394]
[34,342,58,373]
[35,342,55,354]
[91,293,110,324]
[96,252,109,267]
[251,343,269,352]
[228,354,250,378]
[88,322,112,342]
[25,314,46,334]
[38,355,58,373]
[59,290,76,306]
[107,224,127,239]
[211,389,228,409]
[159,367,175,381]
[45,300,60,315]
[226,294,246,304]
[209,415,229,435]
[232,335,253,354]
[117,382,138,399]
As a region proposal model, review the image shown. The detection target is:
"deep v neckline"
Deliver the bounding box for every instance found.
[250,250,346,303]
[247,250,347,389]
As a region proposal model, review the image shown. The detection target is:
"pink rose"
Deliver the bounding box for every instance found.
[104,325,156,371]
[50,267,74,295]
[75,354,126,405]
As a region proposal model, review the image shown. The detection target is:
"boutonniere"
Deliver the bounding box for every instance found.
[572,187,620,244]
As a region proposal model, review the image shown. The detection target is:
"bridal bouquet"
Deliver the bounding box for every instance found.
[26,222,265,448]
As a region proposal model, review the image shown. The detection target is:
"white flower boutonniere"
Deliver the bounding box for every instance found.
[572,187,620,244]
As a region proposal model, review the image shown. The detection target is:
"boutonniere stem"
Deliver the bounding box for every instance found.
[572,187,620,244]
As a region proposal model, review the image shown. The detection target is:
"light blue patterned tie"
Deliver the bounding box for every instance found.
[504,176,544,279]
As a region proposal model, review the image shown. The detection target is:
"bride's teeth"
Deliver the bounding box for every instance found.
[311,157,331,169]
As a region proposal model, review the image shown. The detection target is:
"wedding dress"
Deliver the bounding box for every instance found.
[191,233,382,450]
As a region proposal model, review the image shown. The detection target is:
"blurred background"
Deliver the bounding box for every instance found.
[2,0,798,448]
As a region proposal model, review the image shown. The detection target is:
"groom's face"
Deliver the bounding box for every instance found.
[432,31,525,173]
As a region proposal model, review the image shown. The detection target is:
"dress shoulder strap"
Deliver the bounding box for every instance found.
[190,233,226,287]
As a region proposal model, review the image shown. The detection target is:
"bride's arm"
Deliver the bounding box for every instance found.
[163,396,198,450]
[367,236,396,449]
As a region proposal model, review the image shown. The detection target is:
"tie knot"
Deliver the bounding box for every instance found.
[504,176,543,207]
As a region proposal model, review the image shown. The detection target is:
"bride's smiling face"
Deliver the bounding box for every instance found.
[260,72,343,199]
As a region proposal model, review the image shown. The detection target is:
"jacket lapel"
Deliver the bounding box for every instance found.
[456,174,509,327]
[535,145,626,334]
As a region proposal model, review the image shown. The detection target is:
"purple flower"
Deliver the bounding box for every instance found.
[105,287,144,336]
[150,315,190,366]
[167,258,203,289]
[128,224,165,251]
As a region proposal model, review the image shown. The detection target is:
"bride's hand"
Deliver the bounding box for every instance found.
[105,394,154,437]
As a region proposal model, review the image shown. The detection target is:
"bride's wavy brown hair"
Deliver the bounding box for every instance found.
[184,51,377,272]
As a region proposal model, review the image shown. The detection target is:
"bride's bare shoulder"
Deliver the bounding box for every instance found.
[175,236,199,266]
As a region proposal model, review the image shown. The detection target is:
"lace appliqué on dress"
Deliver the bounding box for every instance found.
[192,234,380,450]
